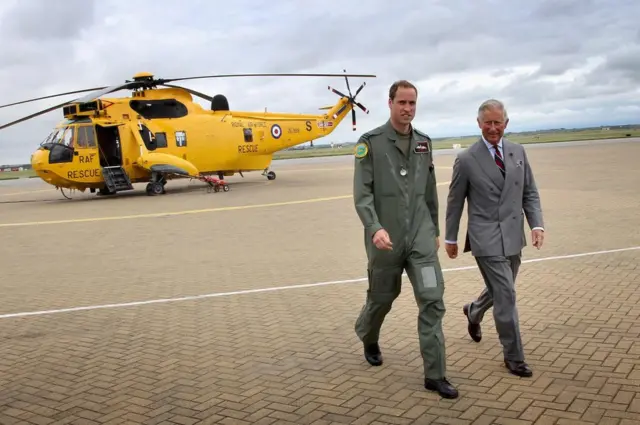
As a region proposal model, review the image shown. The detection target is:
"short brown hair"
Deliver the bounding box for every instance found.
[389,80,417,100]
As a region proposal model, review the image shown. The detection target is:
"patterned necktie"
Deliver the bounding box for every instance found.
[494,145,505,178]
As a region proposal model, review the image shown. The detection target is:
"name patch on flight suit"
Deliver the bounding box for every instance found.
[414,140,430,154]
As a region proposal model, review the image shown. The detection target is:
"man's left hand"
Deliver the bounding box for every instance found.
[436,237,440,251]
[532,229,544,249]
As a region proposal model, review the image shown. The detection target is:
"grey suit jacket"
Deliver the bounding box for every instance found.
[445,137,544,257]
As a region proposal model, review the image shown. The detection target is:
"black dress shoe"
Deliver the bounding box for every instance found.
[504,360,533,377]
[424,377,459,399]
[463,304,482,342]
[364,343,383,366]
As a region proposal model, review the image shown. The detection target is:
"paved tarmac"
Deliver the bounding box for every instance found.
[0,138,638,424]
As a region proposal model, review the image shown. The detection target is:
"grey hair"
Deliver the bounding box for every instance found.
[477,99,508,121]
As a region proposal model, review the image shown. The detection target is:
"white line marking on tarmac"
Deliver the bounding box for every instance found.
[0,182,452,228]
[1,246,638,320]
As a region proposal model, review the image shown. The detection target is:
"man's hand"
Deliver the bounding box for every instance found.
[436,237,440,251]
[445,243,458,259]
[372,229,393,251]
[532,229,544,249]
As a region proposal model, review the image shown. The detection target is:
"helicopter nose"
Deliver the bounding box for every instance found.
[30,149,48,170]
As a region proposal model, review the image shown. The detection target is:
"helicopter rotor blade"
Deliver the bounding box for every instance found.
[351,108,357,131]
[0,71,376,131]
[354,81,366,98]
[73,82,136,103]
[328,86,348,99]
[0,87,108,110]
[343,69,353,97]
[355,101,369,114]
[0,99,73,130]
[160,83,214,102]
[159,72,376,84]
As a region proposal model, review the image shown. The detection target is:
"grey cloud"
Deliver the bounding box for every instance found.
[1,0,640,164]
[1,0,96,40]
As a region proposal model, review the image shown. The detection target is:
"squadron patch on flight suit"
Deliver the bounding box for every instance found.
[354,142,369,158]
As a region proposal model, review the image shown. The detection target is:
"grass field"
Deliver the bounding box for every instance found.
[272,127,640,159]
[2,128,638,180]
[0,169,38,180]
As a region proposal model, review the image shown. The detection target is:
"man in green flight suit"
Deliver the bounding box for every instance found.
[352,80,458,399]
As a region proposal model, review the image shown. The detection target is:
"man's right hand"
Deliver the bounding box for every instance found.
[372,229,393,250]
[445,243,458,259]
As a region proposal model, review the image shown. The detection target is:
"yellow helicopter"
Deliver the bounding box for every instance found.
[0,70,375,197]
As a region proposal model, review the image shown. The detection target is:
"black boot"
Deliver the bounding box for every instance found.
[364,342,383,366]
[424,377,459,399]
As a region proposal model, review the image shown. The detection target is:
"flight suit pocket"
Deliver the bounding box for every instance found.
[412,262,444,302]
[368,267,402,303]
[421,266,438,289]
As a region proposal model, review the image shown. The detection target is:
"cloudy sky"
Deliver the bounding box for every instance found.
[1,0,639,164]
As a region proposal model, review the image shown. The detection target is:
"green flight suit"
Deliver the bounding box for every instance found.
[353,119,447,380]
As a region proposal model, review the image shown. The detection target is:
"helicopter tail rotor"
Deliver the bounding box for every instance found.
[327,69,370,131]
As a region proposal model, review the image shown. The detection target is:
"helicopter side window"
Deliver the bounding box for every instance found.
[155,132,168,148]
[76,125,96,148]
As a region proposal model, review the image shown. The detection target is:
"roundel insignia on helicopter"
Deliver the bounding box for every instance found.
[270,124,282,139]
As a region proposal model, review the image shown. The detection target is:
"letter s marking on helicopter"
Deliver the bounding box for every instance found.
[305,120,312,131]
[270,124,282,139]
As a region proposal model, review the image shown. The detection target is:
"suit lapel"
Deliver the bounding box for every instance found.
[499,140,514,203]
[470,138,505,191]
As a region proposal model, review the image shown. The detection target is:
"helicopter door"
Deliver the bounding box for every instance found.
[69,124,102,181]
[95,124,123,167]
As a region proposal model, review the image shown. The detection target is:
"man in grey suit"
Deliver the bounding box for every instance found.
[444,99,544,378]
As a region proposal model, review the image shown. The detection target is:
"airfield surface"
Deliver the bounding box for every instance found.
[0,138,639,425]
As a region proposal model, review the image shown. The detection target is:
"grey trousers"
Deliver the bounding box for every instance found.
[467,253,524,362]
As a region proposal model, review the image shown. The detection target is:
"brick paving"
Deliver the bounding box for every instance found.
[0,139,639,424]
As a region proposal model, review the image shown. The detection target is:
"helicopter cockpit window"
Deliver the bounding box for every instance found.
[48,126,75,164]
[62,127,74,147]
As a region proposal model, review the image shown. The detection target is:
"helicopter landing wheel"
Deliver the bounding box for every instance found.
[266,171,276,180]
[146,181,165,196]
[223,184,230,192]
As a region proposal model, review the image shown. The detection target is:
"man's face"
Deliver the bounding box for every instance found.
[477,107,508,145]
[388,87,417,126]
